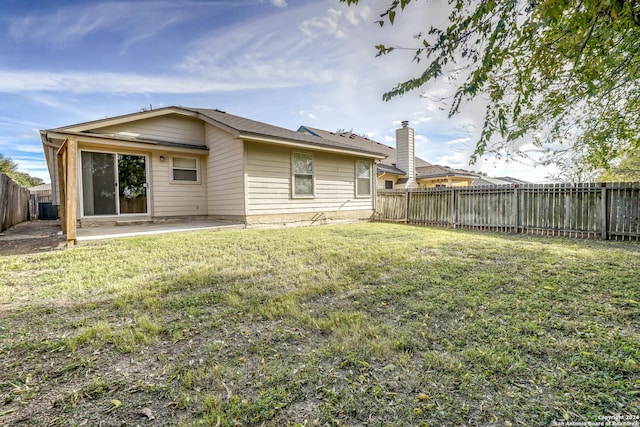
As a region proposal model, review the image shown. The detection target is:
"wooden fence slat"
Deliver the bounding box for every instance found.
[0,172,30,232]
[376,182,640,240]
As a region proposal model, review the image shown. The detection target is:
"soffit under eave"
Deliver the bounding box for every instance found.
[43,131,209,154]
[40,142,57,179]
[239,134,387,160]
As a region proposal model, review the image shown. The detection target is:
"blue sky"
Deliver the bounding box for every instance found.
[0,0,555,183]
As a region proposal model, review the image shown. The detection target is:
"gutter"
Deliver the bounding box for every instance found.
[43,130,210,154]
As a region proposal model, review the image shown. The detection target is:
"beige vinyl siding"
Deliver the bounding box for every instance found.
[246,142,373,215]
[377,174,401,189]
[204,124,245,217]
[150,152,208,217]
[92,115,205,145]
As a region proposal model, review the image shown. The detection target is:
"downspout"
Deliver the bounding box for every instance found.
[373,161,380,215]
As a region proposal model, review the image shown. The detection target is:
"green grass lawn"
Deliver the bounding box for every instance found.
[1,223,639,426]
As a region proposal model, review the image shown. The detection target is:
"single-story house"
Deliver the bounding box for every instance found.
[414,165,478,187]
[298,122,480,189]
[40,106,387,245]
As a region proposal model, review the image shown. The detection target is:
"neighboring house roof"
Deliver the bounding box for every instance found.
[496,176,530,185]
[28,184,51,192]
[416,164,478,180]
[377,163,406,175]
[471,176,531,186]
[298,125,431,172]
[45,107,387,159]
[472,176,508,186]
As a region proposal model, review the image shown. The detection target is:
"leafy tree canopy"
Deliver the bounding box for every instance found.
[545,150,600,182]
[0,154,44,188]
[598,150,640,181]
[341,0,640,170]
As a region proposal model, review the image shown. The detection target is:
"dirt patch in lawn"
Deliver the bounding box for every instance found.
[0,220,66,256]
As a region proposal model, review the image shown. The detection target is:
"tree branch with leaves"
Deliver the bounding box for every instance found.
[0,154,44,188]
[342,0,640,170]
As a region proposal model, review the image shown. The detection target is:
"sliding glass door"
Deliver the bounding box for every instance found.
[117,154,147,214]
[81,151,148,216]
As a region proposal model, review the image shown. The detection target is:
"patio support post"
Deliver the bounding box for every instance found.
[65,136,78,246]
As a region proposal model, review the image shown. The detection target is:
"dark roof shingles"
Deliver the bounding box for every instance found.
[183,108,387,157]
[299,125,431,168]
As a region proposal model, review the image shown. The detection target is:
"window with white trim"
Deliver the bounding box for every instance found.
[356,159,371,197]
[292,152,314,197]
[384,180,394,190]
[172,157,198,182]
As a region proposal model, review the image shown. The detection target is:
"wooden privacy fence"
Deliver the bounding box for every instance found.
[376,183,640,241]
[0,173,30,232]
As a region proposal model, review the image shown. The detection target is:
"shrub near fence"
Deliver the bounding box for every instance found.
[376,183,640,241]
[0,173,30,232]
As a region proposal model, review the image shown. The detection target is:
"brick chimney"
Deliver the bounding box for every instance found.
[396,120,416,187]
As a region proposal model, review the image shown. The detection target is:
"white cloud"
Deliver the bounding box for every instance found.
[8,2,190,51]
[300,8,345,39]
[434,151,471,168]
[364,131,378,139]
[271,0,287,8]
[0,116,41,128]
[297,109,318,120]
[446,137,471,146]
[0,70,315,94]
[14,145,44,154]
[175,4,357,90]
[415,134,429,144]
[12,157,47,169]
[344,5,372,25]
[412,115,433,124]
[477,156,556,182]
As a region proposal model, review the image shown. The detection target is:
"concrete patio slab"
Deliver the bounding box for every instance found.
[76,220,245,242]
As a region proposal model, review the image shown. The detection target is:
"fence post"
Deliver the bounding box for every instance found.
[513,184,519,233]
[405,189,411,224]
[601,183,608,240]
[451,187,458,228]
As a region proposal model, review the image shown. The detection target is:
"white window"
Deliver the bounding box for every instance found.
[385,180,394,190]
[356,159,371,197]
[172,157,198,182]
[292,152,314,197]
